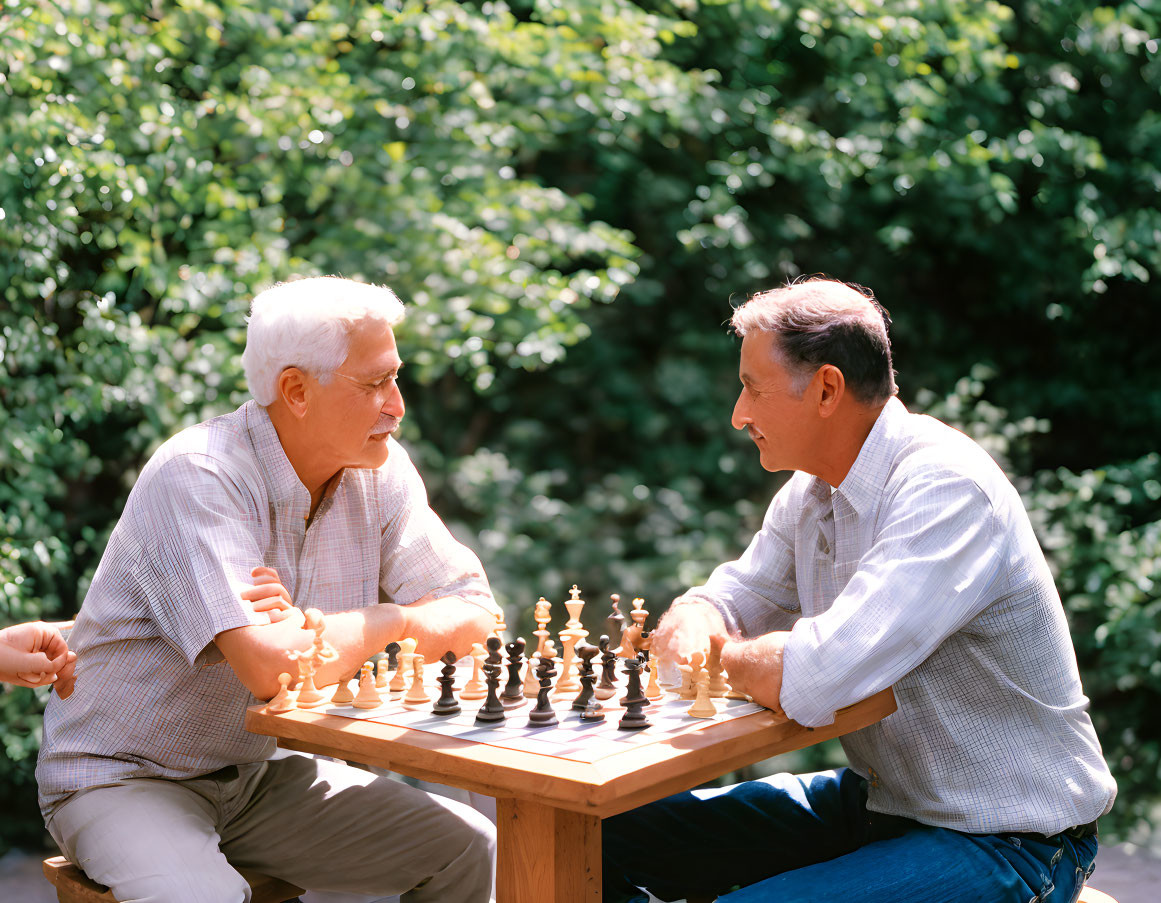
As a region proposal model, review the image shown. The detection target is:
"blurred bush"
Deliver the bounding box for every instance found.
[2,0,1158,849]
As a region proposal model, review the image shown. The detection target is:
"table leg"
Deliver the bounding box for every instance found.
[496,797,601,903]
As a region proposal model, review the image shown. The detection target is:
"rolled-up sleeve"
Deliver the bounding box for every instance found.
[780,471,1006,727]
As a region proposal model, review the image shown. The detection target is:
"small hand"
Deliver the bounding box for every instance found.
[0,622,76,691]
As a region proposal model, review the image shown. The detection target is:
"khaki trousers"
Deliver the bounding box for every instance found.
[47,754,495,903]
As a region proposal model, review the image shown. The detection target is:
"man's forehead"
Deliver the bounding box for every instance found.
[346,323,402,368]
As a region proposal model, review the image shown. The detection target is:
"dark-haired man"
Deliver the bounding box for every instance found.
[603,278,1116,902]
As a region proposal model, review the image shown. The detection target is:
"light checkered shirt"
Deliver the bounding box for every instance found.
[682,397,1116,835]
[37,401,499,815]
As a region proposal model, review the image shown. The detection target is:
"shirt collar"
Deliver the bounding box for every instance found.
[243,401,312,516]
[833,396,908,518]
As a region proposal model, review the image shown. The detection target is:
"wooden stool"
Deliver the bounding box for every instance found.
[42,855,305,903]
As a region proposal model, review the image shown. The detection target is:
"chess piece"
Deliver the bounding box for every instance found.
[527,654,559,727]
[330,670,357,706]
[384,641,401,672]
[494,608,508,636]
[265,673,295,713]
[433,651,461,715]
[617,658,651,730]
[374,657,389,689]
[502,637,527,706]
[390,638,417,692]
[533,597,552,656]
[564,585,588,639]
[644,657,662,701]
[292,655,326,708]
[687,668,718,719]
[554,630,581,695]
[678,663,696,699]
[475,636,507,723]
[523,652,541,698]
[572,642,601,712]
[605,594,625,647]
[403,654,431,705]
[291,608,339,708]
[460,642,488,700]
[595,635,617,700]
[724,668,750,701]
[353,662,383,709]
[707,642,728,698]
[620,597,648,658]
[636,629,653,662]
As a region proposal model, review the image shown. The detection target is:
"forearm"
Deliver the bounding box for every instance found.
[217,604,404,700]
[395,595,496,663]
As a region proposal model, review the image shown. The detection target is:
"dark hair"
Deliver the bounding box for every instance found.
[730,277,898,404]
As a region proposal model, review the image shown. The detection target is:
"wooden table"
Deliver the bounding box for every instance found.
[245,687,895,903]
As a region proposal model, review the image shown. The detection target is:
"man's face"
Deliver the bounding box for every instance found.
[306,320,405,472]
[731,331,817,474]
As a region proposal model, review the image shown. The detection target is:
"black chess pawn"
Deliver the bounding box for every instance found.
[618,657,651,731]
[475,636,507,724]
[596,635,617,700]
[572,642,601,712]
[384,641,401,671]
[433,650,461,715]
[528,655,559,727]
[502,637,526,707]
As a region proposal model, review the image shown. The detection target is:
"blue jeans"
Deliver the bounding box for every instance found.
[602,768,1098,902]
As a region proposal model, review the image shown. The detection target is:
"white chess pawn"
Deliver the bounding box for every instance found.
[265,673,295,713]
[460,643,488,701]
[390,637,417,692]
[330,674,356,706]
[352,662,382,709]
[403,654,431,705]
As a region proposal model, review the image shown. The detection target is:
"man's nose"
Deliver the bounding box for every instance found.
[731,394,750,431]
[382,383,405,419]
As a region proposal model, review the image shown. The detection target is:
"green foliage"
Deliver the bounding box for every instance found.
[2,0,1158,850]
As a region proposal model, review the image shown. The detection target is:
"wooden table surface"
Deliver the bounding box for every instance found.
[245,687,895,902]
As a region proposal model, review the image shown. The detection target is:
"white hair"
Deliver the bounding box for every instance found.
[242,276,405,406]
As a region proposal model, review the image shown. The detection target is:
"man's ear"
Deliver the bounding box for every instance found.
[277,367,310,419]
[816,364,845,418]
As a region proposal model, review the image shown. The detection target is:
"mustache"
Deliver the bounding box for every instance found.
[372,414,401,435]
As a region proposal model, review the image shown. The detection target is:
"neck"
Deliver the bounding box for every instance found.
[265,403,338,516]
[813,400,887,487]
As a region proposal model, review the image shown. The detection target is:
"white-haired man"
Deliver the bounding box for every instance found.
[602,278,1116,903]
[37,277,498,902]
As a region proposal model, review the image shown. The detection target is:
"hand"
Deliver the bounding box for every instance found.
[0,622,77,691]
[241,567,303,626]
[650,599,728,666]
[718,631,789,716]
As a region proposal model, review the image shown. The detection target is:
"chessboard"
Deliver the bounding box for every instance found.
[321,663,764,763]
[264,585,768,766]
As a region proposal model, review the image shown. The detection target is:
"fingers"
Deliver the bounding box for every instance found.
[267,607,305,626]
[55,656,76,698]
[40,627,70,660]
[251,566,281,580]
[240,583,292,605]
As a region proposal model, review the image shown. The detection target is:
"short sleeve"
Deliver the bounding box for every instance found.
[378,443,500,618]
[130,454,269,666]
